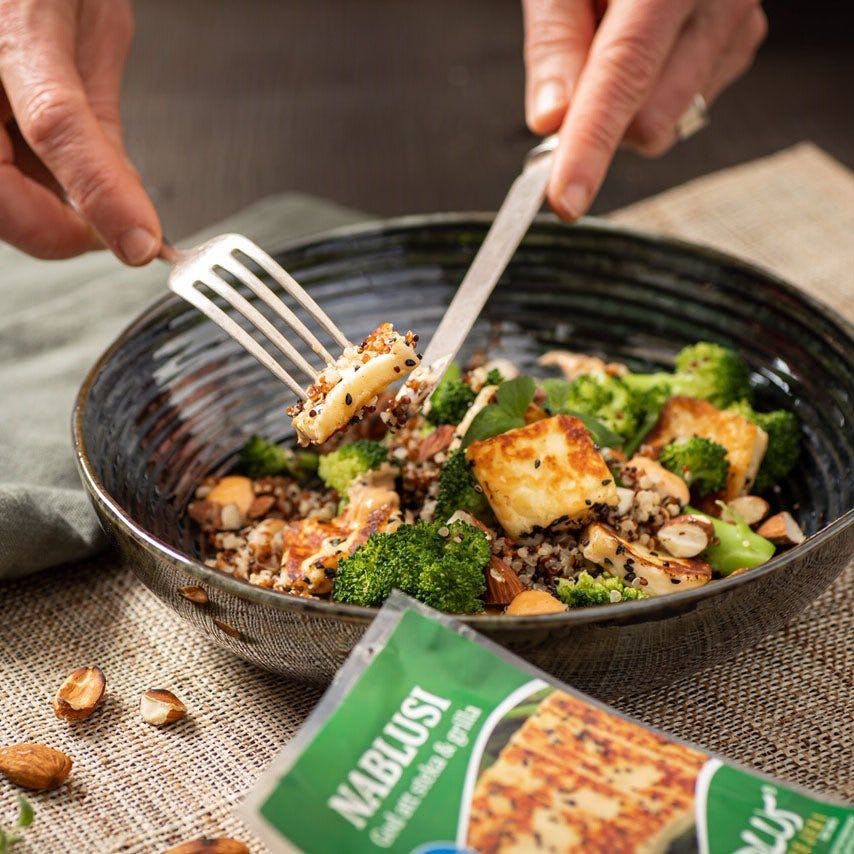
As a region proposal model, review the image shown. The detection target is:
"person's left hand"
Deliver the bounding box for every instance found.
[522,0,767,220]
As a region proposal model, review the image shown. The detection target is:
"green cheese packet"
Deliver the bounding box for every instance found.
[241,594,853,853]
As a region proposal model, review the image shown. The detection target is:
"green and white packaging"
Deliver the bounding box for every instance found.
[242,594,853,853]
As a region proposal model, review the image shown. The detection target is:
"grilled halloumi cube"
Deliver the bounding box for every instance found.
[645,396,768,499]
[466,415,618,538]
[288,323,419,445]
[582,522,712,596]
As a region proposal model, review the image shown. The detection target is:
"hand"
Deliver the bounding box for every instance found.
[522,0,767,219]
[0,0,161,263]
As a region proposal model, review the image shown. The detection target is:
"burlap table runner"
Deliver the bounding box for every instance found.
[1,142,851,852]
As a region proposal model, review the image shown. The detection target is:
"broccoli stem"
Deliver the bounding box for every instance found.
[686,504,775,575]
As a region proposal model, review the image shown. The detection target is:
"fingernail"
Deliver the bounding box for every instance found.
[118,227,159,265]
[561,182,589,220]
[532,80,567,126]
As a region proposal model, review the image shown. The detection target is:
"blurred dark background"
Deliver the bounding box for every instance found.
[124,0,852,239]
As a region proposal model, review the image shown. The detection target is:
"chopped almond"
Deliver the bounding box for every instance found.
[657,515,714,558]
[53,666,106,721]
[206,476,255,519]
[756,511,805,546]
[625,456,690,506]
[726,495,770,526]
[506,590,566,616]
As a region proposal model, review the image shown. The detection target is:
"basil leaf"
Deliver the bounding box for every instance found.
[495,376,536,419]
[461,406,523,448]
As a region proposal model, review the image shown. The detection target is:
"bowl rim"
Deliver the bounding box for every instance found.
[72,212,854,630]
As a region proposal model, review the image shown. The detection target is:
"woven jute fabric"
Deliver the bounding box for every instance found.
[2,143,852,852]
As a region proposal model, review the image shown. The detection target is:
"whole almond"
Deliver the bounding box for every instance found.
[140,689,187,727]
[0,743,72,790]
[163,839,249,854]
[757,511,806,546]
[53,666,106,721]
[179,585,209,605]
[484,556,527,606]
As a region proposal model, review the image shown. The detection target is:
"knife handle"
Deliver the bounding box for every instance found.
[525,134,559,166]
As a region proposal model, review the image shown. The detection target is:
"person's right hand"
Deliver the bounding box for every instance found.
[0,0,161,263]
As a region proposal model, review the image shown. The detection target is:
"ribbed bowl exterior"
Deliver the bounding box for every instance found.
[74,215,854,697]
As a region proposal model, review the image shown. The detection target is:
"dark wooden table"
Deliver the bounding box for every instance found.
[124,0,853,239]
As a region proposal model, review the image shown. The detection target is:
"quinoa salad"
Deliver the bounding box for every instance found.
[188,339,803,616]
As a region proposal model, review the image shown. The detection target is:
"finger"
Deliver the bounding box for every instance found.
[522,0,597,134]
[0,9,161,265]
[547,0,694,219]
[76,0,134,151]
[626,1,763,155]
[704,6,767,103]
[0,123,101,259]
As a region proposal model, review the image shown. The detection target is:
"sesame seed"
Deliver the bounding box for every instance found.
[534,459,541,469]
[345,393,353,406]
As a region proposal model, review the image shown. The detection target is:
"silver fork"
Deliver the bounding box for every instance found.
[159,234,351,400]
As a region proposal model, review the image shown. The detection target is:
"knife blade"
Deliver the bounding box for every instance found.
[421,138,557,374]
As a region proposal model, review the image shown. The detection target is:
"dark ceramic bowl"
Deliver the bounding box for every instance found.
[73,215,854,698]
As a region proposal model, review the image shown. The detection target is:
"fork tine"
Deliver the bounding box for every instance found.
[168,277,307,399]
[218,255,336,364]
[228,235,351,350]
[200,270,319,379]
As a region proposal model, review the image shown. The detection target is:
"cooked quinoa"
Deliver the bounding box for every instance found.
[188,343,801,615]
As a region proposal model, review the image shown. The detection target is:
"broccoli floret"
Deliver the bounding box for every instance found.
[555,571,649,607]
[545,374,646,442]
[426,362,476,426]
[623,342,751,408]
[485,367,505,386]
[332,520,489,612]
[434,448,493,523]
[239,435,319,480]
[317,440,388,494]
[659,437,729,496]
[728,400,800,491]
[686,503,775,575]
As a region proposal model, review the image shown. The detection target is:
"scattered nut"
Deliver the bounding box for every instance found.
[206,475,255,518]
[247,494,276,519]
[484,556,527,606]
[0,743,72,790]
[627,456,690,506]
[53,666,106,721]
[726,495,771,526]
[179,586,209,605]
[212,618,242,639]
[140,689,187,727]
[756,511,806,546]
[417,424,455,462]
[657,515,715,558]
[505,590,566,616]
[163,839,249,854]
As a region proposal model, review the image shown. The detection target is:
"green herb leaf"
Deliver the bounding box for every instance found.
[495,376,536,419]
[540,378,623,447]
[16,797,33,830]
[462,406,523,448]
[561,409,624,448]
[541,377,573,414]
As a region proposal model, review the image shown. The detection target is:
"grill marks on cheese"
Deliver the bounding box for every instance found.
[646,396,768,499]
[466,415,618,539]
[467,691,707,853]
[289,323,419,446]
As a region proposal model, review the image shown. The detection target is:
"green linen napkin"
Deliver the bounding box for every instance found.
[0,194,363,578]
